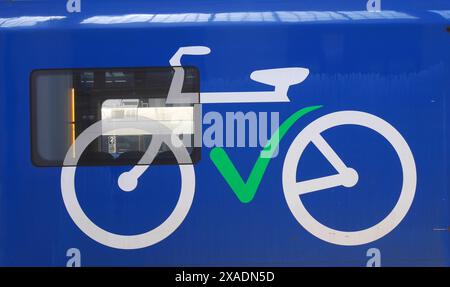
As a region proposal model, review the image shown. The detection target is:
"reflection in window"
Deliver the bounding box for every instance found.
[31,67,200,166]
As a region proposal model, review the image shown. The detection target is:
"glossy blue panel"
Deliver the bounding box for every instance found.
[0,0,449,266]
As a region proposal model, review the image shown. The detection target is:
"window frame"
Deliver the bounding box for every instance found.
[30,66,201,167]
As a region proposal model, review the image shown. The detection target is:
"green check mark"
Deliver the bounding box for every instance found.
[209,105,322,203]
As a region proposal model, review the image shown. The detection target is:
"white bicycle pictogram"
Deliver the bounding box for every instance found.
[61,46,417,249]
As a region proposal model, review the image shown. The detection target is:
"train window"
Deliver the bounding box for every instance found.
[30,67,200,167]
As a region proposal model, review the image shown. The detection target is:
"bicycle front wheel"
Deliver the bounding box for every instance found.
[61,118,195,250]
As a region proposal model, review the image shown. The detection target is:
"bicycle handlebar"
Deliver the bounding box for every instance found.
[169,46,211,66]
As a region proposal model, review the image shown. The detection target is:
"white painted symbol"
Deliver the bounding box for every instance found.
[367,0,382,12]
[170,46,309,104]
[61,117,195,249]
[282,111,417,246]
[66,248,81,267]
[366,248,381,267]
[60,46,417,249]
[66,0,81,13]
[169,46,211,66]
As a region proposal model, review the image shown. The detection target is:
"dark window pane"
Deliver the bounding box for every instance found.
[31,67,200,167]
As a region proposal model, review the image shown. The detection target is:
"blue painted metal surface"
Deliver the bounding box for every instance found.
[0,0,449,266]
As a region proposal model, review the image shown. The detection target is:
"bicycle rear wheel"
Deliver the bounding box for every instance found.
[282,111,417,246]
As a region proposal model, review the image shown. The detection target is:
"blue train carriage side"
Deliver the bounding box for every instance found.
[0,0,449,266]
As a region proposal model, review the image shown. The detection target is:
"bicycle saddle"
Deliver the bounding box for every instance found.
[250,67,309,88]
